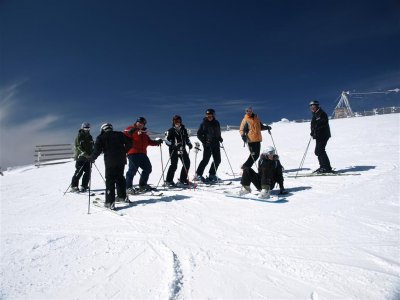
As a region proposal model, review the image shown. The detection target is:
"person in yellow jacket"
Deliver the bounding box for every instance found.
[239,107,271,168]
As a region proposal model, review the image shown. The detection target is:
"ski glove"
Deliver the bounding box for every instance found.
[155,139,163,146]
[188,143,193,150]
[241,135,248,143]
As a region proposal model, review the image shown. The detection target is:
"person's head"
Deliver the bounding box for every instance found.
[205,108,215,120]
[172,115,182,128]
[136,117,147,128]
[262,146,275,158]
[309,100,320,113]
[81,122,91,132]
[100,123,113,133]
[245,106,253,116]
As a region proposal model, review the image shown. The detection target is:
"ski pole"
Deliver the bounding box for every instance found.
[159,144,165,185]
[220,142,235,178]
[269,130,279,155]
[88,162,93,214]
[155,148,174,189]
[93,162,106,184]
[193,142,201,188]
[63,161,87,195]
[295,137,312,179]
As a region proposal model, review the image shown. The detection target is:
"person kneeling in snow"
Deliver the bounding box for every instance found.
[239,146,286,199]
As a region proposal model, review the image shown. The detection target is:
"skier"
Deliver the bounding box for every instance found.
[239,106,271,169]
[195,108,223,182]
[309,100,333,173]
[123,117,163,193]
[70,122,93,192]
[164,115,193,187]
[89,123,132,209]
[239,146,286,199]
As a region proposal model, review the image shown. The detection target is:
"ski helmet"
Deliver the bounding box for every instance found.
[205,108,215,115]
[309,100,319,106]
[172,115,182,124]
[262,146,275,156]
[81,122,90,130]
[100,123,113,133]
[136,117,147,125]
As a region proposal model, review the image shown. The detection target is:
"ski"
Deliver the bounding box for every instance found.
[67,191,104,196]
[92,200,125,216]
[160,182,197,190]
[197,180,232,187]
[223,191,287,203]
[287,172,361,178]
[127,187,163,196]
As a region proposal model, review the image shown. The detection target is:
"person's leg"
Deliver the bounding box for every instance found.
[166,151,178,183]
[242,142,258,168]
[315,138,331,171]
[115,164,127,198]
[71,160,86,187]
[81,160,91,188]
[196,145,211,176]
[125,154,139,188]
[179,152,191,183]
[138,154,152,187]
[105,165,116,204]
[209,145,221,176]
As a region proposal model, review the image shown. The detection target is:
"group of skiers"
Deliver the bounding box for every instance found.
[70,101,332,209]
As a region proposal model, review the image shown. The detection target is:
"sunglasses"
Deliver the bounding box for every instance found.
[246,110,252,113]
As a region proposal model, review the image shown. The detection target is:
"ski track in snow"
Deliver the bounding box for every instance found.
[1,114,399,299]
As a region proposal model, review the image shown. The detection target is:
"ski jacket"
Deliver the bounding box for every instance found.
[124,125,159,155]
[239,113,269,143]
[197,117,222,145]
[74,129,93,160]
[258,154,284,186]
[310,108,331,140]
[165,125,192,151]
[91,131,131,167]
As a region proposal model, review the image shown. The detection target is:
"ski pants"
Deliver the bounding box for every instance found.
[241,167,283,191]
[71,159,90,188]
[105,164,126,204]
[242,142,261,168]
[126,153,152,188]
[166,149,190,183]
[196,143,221,176]
[315,138,331,170]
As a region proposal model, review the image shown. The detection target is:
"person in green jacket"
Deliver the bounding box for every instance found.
[70,122,93,192]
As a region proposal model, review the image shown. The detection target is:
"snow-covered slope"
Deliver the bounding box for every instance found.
[1,114,399,299]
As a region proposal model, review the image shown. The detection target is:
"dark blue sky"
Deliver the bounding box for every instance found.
[1,0,399,166]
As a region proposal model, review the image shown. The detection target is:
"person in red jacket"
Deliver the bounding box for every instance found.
[124,117,163,193]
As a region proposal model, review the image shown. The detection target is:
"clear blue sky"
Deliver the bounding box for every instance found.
[0,0,399,167]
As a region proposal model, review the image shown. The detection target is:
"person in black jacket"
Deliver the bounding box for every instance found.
[90,123,132,209]
[309,100,332,173]
[70,122,93,192]
[195,108,223,183]
[239,146,286,199]
[164,115,193,186]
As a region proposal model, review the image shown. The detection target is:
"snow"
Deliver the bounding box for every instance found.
[1,114,399,299]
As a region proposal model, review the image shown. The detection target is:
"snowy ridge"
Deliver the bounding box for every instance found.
[1,114,399,299]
